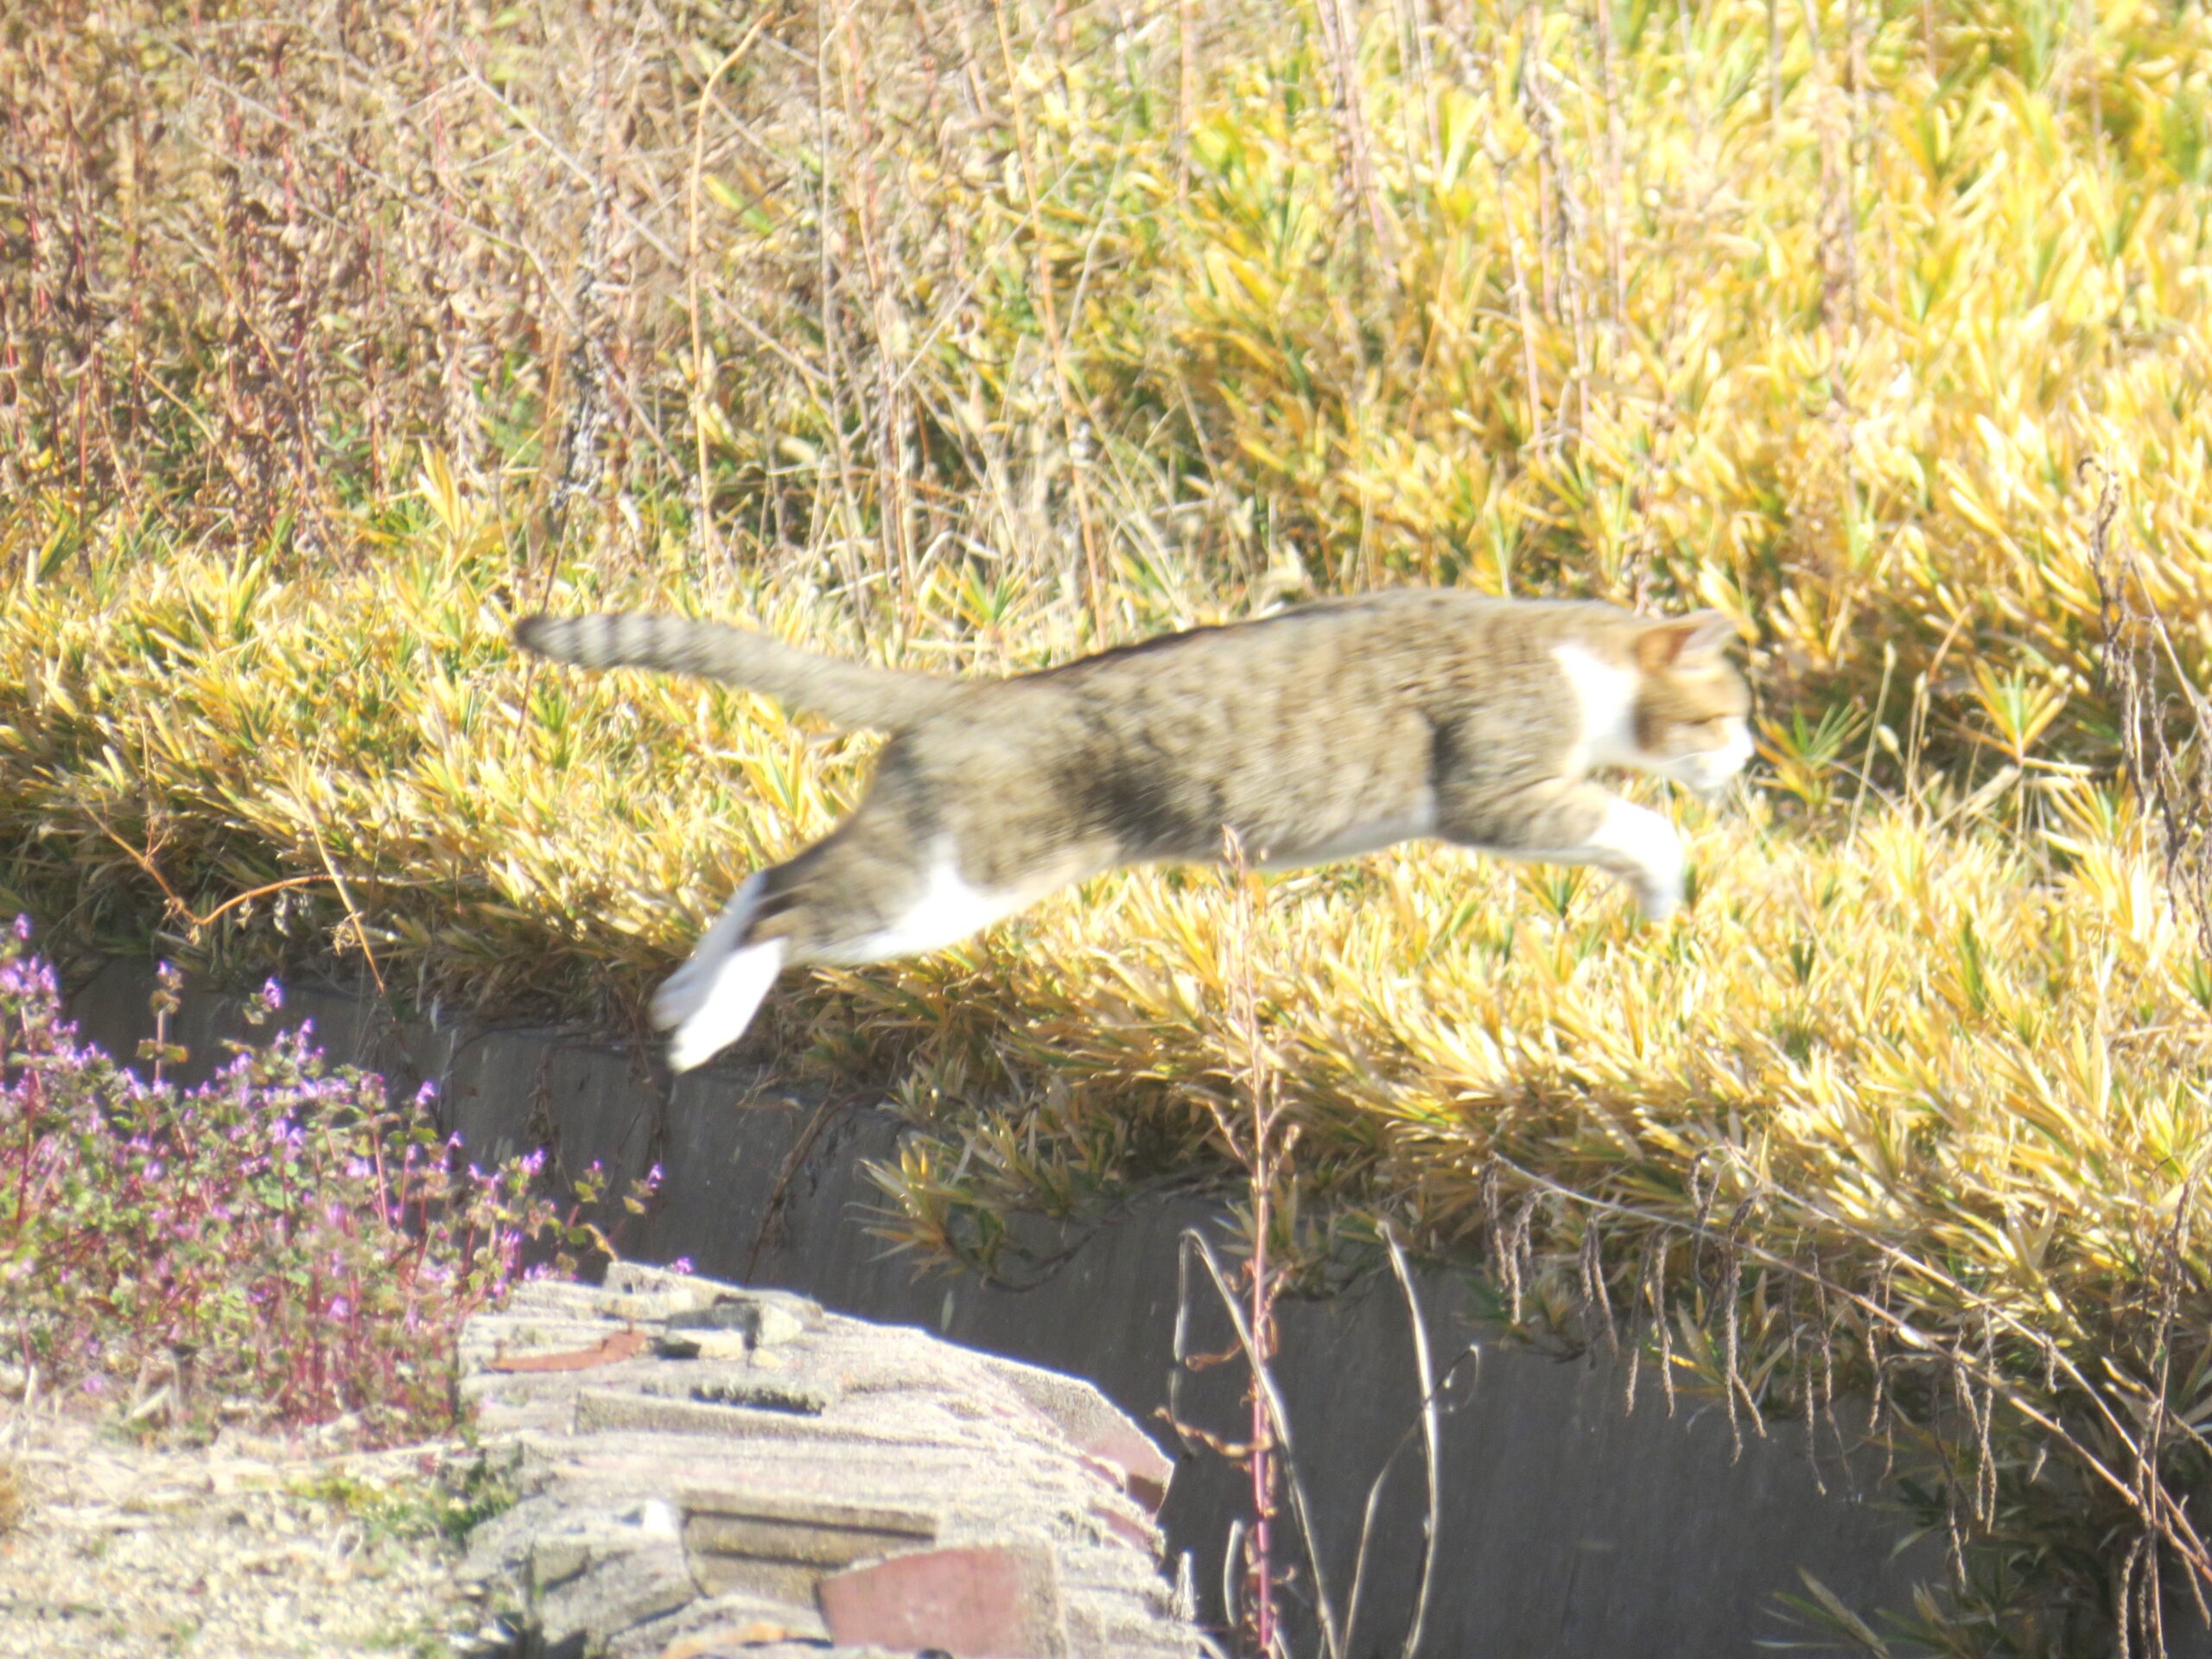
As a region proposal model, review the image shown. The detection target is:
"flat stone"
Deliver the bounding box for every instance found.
[978,1357,1176,1514]
[674,1482,940,1536]
[537,1540,698,1656]
[632,1370,836,1415]
[604,1262,771,1306]
[654,1616,820,1659]
[665,1295,814,1350]
[464,1315,631,1361]
[572,1389,934,1447]
[593,1290,705,1323]
[501,1281,616,1319]
[683,1550,822,1604]
[481,1406,575,1438]
[684,1509,936,1571]
[600,1591,828,1659]
[654,1330,752,1363]
[818,1541,1069,1659]
[454,1269,1198,1658]
[1087,1499,1156,1553]
[531,1498,683,1590]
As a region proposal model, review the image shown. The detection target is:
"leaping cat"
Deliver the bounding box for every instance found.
[513,589,1754,1072]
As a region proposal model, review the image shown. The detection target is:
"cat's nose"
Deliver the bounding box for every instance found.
[1689,747,1749,798]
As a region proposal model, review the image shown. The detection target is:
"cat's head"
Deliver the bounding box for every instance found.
[1629,611,1754,797]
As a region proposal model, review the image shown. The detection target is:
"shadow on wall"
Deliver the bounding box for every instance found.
[66,955,1967,1657]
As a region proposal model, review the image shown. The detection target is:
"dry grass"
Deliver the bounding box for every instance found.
[7,0,2212,1649]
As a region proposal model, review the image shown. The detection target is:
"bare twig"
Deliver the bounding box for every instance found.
[2086,455,2212,966]
[988,0,1109,639]
[686,16,777,565]
[1211,825,1287,1655]
[1380,1221,1444,1659]
[1179,1228,1344,1659]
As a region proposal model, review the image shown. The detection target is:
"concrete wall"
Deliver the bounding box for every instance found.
[64,957,1957,1656]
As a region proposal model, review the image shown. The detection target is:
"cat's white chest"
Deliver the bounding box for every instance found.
[1552,643,1640,772]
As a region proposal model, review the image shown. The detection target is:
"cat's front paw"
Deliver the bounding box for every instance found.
[1593,799,1685,924]
[1630,860,1684,923]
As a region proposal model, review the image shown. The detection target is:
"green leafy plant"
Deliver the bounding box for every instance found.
[2,923,568,1443]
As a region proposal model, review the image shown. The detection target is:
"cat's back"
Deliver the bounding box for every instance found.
[880,588,1643,868]
[980,587,1625,713]
[918,589,1612,816]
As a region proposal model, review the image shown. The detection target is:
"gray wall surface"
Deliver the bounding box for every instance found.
[63,957,1986,1656]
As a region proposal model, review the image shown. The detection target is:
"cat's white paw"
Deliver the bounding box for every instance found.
[665,935,788,1072]
[1590,798,1685,924]
[1632,867,1683,923]
[654,874,766,1031]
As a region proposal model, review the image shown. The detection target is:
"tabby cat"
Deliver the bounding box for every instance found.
[514,590,1753,1071]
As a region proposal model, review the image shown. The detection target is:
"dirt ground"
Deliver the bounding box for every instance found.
[0,1401,506,1659]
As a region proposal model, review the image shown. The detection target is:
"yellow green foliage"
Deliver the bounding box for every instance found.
[6,0,2212,1647]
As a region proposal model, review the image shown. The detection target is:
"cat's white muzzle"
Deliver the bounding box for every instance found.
[1666,720,1755,799]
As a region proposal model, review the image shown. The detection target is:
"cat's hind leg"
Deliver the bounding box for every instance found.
[653,873,794,1074]
[659,812,1082,1072]
[760,832,1053,968]
[664,930,788,1072]
[652,872,766,1032]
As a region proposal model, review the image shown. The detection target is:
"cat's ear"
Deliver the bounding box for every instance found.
[1634,609,1740,671]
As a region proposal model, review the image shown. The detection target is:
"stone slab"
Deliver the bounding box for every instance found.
[818,1541,1069,1659]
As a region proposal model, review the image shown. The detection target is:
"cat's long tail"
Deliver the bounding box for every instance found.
[512,612,960,730]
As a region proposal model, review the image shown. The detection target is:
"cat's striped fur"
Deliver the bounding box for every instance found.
[514,590,1754,1071]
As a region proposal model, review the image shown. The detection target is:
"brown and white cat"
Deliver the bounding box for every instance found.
[514,590,1754,1071]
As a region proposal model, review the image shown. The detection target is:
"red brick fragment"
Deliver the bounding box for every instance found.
[817,1541,1066,1658]
[488,1327,651,1373]
[1071,1419,1173,1514]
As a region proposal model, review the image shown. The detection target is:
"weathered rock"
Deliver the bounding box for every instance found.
[537,1543,698,1657]
[620,1590,829,1658]
[456,1268,1199,1659]
[818,1541,1067,1657]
